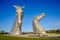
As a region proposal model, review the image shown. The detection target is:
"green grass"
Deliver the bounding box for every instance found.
[0,34,60,40]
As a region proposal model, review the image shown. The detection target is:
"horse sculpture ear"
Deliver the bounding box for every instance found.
[21,5,25,8]
[13,5,18,9]
[13,5,16,8]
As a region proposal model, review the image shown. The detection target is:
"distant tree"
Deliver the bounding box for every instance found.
[0,30,9,34]
[0,30,5,34]
[46,29,60,33]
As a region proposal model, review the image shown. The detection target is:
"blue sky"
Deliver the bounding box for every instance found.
[0,0,60,32]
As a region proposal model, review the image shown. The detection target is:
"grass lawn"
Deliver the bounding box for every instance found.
[0,34,60,40]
